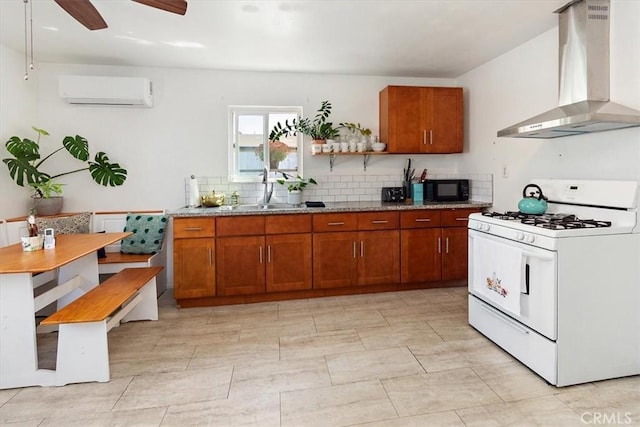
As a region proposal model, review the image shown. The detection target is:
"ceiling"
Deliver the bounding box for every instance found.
[0,0,567,78]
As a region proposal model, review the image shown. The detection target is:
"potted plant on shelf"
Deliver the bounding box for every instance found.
[276,172,317,205]
[3,126,128,215]
[339,122,372,137]
[269,100,337,146]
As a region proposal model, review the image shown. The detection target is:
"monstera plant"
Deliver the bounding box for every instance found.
[3,126,127,214]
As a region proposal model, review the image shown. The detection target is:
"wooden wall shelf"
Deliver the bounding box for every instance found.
[312,152,388,171]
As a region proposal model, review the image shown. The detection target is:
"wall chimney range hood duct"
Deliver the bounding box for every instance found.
[497,0,640,139]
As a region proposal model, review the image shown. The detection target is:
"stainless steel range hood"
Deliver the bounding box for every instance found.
[498,0,640,139]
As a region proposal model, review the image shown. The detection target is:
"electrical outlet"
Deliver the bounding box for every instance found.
[502,164,509,178]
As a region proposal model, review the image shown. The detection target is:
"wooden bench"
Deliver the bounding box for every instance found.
[93,211,167,293]
[40,266,162,386]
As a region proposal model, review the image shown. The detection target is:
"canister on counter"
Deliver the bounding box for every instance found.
[412,183,424,202]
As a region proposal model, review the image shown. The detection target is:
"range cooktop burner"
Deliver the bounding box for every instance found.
[482,211,612,229]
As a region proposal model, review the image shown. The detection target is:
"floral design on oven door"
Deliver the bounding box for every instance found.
[486,272,508,297]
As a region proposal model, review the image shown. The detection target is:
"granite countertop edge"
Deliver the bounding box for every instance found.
[169,201,492,217]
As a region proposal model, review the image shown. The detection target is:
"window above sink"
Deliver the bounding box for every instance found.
[228,106,303,183]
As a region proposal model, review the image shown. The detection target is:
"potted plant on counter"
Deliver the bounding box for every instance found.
[3,126,128,215]
[277,172,317,206]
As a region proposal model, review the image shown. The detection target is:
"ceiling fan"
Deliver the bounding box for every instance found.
[53,0,188,30]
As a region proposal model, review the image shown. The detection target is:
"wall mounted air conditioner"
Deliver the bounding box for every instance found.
[58,75,153,107]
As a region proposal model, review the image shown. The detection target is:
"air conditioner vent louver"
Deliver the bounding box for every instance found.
[58,75,153,107]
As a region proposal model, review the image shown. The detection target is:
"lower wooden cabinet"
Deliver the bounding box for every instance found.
[401,228,442,283]
[216,236,265,296]
[216,214,313,296]
[401,208,478,283]
[313,230,400,289]
[313,231,358,289]
[358,230,400,286]
[441,227,469,280]
[173,218,216,299]
[173,238,216,299]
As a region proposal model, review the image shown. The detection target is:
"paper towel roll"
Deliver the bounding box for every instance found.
[189,175,200,207]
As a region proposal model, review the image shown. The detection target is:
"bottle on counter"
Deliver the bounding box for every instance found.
[27,210,38,237]
[231,191,240,205]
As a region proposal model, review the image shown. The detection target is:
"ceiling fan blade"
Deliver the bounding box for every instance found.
[54,0,108,30]
[131,0,188,15]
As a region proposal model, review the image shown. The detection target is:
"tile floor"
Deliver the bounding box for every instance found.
[1,286,638,426]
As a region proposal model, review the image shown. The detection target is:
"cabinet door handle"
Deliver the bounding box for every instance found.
[371,220,388,224]
[208,248,212,265]
[456,217,468,221]
[445,237,449,254]
[360,241,364,257]
[353,241,357,258]
[415,218,431,222]
[429,130,433,145]
[267,245,271,263]
[328,222,344,226]
[423,130,427,145]
[259,246,263,264]
[438,237,442,254]
[184,227,203,231]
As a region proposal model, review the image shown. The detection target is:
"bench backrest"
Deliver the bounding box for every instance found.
[0,210,165,250]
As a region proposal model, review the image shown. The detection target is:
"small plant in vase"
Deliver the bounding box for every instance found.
[277,172,317,205]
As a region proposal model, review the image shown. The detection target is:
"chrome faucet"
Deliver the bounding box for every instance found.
[261,167,273,206]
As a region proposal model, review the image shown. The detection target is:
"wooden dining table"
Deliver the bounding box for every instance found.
[0,232,130,389]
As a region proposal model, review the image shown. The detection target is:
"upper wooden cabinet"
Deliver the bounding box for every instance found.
[379,86,463,154]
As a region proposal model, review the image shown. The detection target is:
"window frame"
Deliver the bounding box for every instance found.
[228,105,303,183]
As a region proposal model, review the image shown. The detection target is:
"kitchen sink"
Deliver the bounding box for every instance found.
[227,203,301,211]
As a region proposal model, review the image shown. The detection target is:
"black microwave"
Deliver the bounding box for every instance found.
[424,179,470,202]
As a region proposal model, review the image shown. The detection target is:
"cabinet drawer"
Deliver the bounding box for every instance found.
[217,216,265,236]
[400,210,442,228]
[441,208,479,227]
[357,211,399,230]
[266,214,312,234]
[313,213,358,232]
[173,217,215,238]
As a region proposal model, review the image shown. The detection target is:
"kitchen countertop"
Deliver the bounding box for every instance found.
[169,200,491,217]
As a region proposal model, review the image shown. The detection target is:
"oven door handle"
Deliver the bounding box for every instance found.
[520,250,554,295]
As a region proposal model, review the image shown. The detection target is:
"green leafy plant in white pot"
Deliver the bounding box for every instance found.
[276,172,317,206]
[3,126,128,215]
[269,100,337,144]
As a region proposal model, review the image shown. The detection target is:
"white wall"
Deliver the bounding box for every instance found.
[0,45,38,217]
[1,61,462,218]
[457,0,640,211]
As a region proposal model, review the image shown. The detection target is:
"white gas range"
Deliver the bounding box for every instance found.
[468,179,640,387]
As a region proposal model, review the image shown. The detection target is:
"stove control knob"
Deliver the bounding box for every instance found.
[526,234,535,243]
[483,224,491,232]
[516,232,524,241]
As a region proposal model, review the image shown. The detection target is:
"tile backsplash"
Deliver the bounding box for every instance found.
[186,173,493,206]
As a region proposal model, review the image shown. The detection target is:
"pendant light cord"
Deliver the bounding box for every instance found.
[23,0,28,80]
[23,0,34,80]
[29,0,34,70]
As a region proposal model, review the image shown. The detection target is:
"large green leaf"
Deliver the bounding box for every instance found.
[89,152,127,186]
[62,135,89,161]
[2,158,48,187]
[5,137,40,160]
